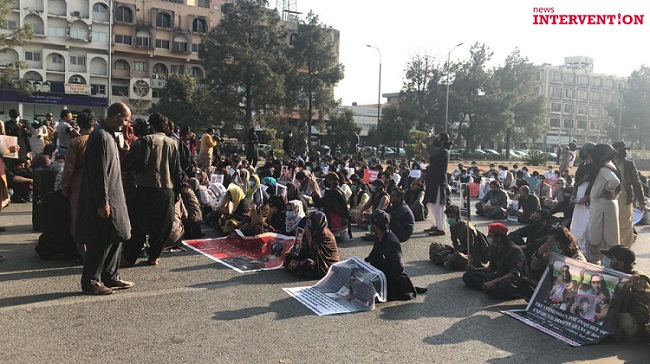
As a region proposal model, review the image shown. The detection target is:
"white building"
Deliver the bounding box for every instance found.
[339,104,381,137]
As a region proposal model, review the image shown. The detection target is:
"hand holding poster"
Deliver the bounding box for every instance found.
[210,173,225,185]
[409,169,422,179]
[0,135,18,159]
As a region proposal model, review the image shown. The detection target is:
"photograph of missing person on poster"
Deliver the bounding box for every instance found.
[503,254,631,346]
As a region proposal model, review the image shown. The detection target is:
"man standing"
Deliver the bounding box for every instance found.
[126,113,182,266]
[282,130,294,155]
[349,131,359,155]
[76,102,133,295]
[199,128,216,175]
[612,141,647,247]
[55,109,80,156]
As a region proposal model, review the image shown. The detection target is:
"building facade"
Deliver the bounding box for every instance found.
[536,56,625,146]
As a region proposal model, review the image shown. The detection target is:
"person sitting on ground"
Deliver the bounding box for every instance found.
[463,222,525,300]
[405,179,426,222]
[475,180,509,219]
[549,186,575,227]
[349,176,370,219]
[180,178,204,239]
[7,157,33,203]
[385,187,415,243]
[365,210,426,301]
[283,211,340,279]
[359,179,390,240]
[285,200,307,236]
[380,170,397,194]
[264,195,287,233]
[534,175,553,204]
[508,185,540,224]
[508,208,553,265]
[518,226,586,302]
[429,205,490,270]
[548,177,567,208]
[310,172,351,241]
[600,245,650,343]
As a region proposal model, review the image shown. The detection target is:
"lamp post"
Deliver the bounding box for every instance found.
[366,45,381,147]
[445,42,464,134]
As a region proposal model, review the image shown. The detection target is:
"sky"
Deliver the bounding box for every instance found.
[284,0,649,106]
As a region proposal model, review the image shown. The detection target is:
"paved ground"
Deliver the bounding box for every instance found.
[1,197,649,363]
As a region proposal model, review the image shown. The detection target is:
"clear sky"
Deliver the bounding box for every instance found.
[286,0,649,106]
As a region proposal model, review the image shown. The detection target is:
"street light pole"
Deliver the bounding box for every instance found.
[366,45,382,147]
[445,42,464,134]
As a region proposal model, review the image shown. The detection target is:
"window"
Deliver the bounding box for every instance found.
[550,86,561,98]
[537,70,544,81]
[591,91,600,102]
[173,40,188,52]
[152,90,162,98]
[134,61,147,72]
[92,31,108,43]
[591,106,600,116]
[136,36,151,47]
[52,54,63,64]
[189,67,203,78]
[577,120,587,129]
[289,33,297,46]
[551,71,562,82]
[192,44,204,53]
[1,20,17,30]
[564,88,574,99]
[70,27,88,40]
[114,60,129,70]
[551,103,561,113]
[93,3,108,13]
[112,85,129,96]
[153,63,168,75]
[156,13,172,28]
[115,34,132,45]
[563,119,573,129]
[592,78,602,88]
[155,39,170,49]
[27,21,44,34]
[579,75,589,85]
[48,25,65,37]
[563,73,574,85]
[70,56,86,66]
[591,121,600,129]
[170,65,183,74]
[198,0,210,8]
[577,105,587,115]
[605,79,614,89]
[164,0,184,3]
[115,6,133,23]
[550,118,560,128]
[25,51,41,61]
[94,84,106,95]
[563,104,573,114]
[193,18,207,33]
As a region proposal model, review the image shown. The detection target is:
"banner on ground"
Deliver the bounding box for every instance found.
[503,254,631,346]
[183,230,297,273]
[283,257,387,316]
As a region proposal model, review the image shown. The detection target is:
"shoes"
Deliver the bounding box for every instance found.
[424,226,437,232]
[428,229,446,236]
[147,258,161,266]
[82,282,113,295]
[105,279,135,290]
[415,287,428,294]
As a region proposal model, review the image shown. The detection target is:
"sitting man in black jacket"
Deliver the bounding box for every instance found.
[508,208,552,266]
[385,187,415,242]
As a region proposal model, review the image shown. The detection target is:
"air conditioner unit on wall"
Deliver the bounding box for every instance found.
[71,11,80,17]
[71,76,82,83]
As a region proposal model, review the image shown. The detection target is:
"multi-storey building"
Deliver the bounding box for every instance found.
[2,0,324,124]
[536,56,626,146]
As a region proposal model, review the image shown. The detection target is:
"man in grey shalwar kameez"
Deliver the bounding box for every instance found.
[77,102,134,295]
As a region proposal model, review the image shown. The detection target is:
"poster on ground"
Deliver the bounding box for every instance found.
[183,231,297,273]
[502,254,631,346]
[283,257,387,316]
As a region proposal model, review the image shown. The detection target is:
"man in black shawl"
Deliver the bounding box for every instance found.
[77,102,134,295]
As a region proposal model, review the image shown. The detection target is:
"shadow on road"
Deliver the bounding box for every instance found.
[211,296,312,321]
[0,291,80,309]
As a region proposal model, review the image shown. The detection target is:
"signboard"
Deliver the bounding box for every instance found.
[64,83,91,95]
[0,90,108,107]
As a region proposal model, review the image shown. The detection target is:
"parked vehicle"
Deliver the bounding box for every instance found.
[359,146,378,157]
[482,149,502,156]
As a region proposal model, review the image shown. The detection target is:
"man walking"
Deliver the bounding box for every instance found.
[612,141,647,247]
[77,102,133,295]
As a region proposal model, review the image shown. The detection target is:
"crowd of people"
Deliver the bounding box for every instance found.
[1,103,648,343]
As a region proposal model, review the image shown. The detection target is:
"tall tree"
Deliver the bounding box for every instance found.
[150,74,215,132]
[617,65,650,147]
[200,0,287,129]
[324,107,360,151]
[286,12,344,153]
[376,102,415,146]
[0,0,33,90]
[400,53,445,131]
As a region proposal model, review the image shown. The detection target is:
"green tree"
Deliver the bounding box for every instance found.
[150,73,214,131]
[376,102,414,146]
[0,0,33,91]
[400,53,445,131]
[200,0,287,129]
[285,12,344,153]
[616,65,650,148]
[324,107,360,151]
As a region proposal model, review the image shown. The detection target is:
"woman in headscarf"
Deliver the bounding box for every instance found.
[245,174,260,199]
[570,142,595,252]
[261,176,277,195]
[265,195,287,233]
[285,200,306,236]
[584,143,621,263]
[246,127,259,167]
[217,183,245,216]
[283,211,340,279]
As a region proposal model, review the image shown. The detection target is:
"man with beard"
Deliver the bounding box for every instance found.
[6,158,33,203]
[508,209,552,267]
[310,172,351,242]
[612,141,647,247]
[417,133,452,236]
[77,102,133,295]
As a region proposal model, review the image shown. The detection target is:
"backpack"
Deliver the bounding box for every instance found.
[428,242,454,265]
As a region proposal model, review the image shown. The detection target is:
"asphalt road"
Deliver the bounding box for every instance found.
[1,198,649,364]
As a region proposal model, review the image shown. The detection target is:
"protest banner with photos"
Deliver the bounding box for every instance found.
[284,257,387,316]
[183,230,297,273]
[503,254,631,346]
[210,173,225,185]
